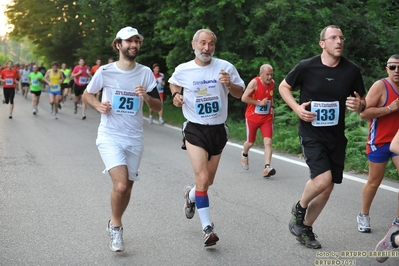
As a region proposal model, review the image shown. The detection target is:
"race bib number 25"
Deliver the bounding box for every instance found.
[112,90,140,115]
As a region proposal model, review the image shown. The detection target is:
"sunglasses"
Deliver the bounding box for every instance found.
[387,65,399,71]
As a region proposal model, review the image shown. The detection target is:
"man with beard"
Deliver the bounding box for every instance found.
[169,29,245,247]
[279,25,366,249]
[83,26,162,252]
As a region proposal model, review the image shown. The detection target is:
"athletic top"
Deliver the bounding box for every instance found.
[153,72,164,93]
[0,68,19,88]
[168,58,245,125]
[285,55,365,141]
[86,62,157,140]
[61,68,71,84]
[72,65,89,86]
[28,72,44,91]
[245,77,274,123]
[49,70,62,93]
[20,68,30,83]
[366,78,399,153]
[90,65,100,76]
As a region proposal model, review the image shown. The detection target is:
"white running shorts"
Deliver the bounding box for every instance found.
[96,137,144,181]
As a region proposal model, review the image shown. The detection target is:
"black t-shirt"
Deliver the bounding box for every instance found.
[38,66,46,76]
[285,55,365,141]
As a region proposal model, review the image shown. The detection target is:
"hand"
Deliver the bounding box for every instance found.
[297,101,316,122]
[259,98,268,106]
[98,101,111,114]
[135,85,149,101]
[388,98,399,113]
[173,92,184,107]
[346,91,362,112]
[219,69,231,88]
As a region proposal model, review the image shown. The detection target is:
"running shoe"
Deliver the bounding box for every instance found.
[289,201,305,236]
[159,118,164,124]
[357,212,371,233]
[58,103,62,109]
[203,223,219,247]
[375,224,399,263]
[392,217,399,225]
[53,113,58,120]
[296,225,321,249]
[183,186,195,219]
[82,115,86,120]
[107,221,125,252]
[263,166,276,178]
[33,109,36,115]
[8,114,12,119]
[148,115,153,124]
[240,152,249,170]
[74,107,77,114]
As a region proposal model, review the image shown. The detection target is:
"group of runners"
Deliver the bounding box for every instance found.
[0,58,103,119]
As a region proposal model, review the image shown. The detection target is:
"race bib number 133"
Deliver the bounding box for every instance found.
[311,101,339,127]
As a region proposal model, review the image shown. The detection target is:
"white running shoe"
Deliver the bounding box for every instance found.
[357,212,371,233]
[107,221,125,252]
[148,115,153,124]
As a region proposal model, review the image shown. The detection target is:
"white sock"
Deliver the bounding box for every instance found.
[197,207,211,230]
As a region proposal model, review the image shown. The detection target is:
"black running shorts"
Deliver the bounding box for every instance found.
[182,121,228,161]
[300,136,348,184]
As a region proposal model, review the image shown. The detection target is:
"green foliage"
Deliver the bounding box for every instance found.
[6,0,399,179]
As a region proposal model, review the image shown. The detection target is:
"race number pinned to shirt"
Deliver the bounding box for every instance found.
[22,77,29,83]
[195,96,222,118]
[112,89,140,115]
[311,101,339,127]
[32,80,39,85]
[255,100,271,114]
[157,86,164,93]
[5,78,13,86]
[79,76,87,84]
[50,84,60,92]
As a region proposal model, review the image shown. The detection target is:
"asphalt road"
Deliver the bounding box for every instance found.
[1,91,399,266]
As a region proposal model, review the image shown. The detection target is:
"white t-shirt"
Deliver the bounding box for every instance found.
[20,69,30,83]
[168,58,245,125]
[86,62,157,140]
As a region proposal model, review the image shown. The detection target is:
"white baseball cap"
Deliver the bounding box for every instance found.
[116,26,144,41]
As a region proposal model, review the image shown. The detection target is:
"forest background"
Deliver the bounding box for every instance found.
[4,0,399,179]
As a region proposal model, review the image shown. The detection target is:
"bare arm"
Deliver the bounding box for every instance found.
[137,86,162,112]
[170,83,184,108]
[241,79,269,106]
[279,79,315,122]
[219,69,243,99]
[360,80,399,119]
[82,90,111,114]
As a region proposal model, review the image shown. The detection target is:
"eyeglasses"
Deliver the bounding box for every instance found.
[387,65,399,71]
[322,36,346,42]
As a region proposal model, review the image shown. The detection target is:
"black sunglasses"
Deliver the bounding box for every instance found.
[387,65,399,71]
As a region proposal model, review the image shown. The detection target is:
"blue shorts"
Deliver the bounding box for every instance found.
[48,87,62,95]
[367,143,398,163]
